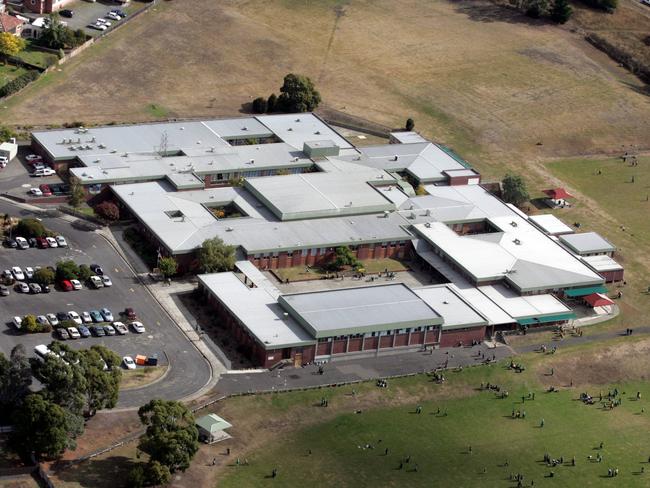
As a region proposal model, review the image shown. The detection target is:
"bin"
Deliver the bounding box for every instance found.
[135,355,147,366]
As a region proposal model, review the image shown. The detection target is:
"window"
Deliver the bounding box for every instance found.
[301,249,308,257]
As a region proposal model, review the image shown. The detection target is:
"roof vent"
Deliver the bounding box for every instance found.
[295,118,300,122]
[409,212,416,219]
[180,127,185,130]
[250,159,255,164]
[226,227,234,232]
[513,238,521,245]
[424,222,432,228]
[383,210,390,218]
[393,155,399,161]
[209,147,215,152]
[315,131,321,135]
[196,140,202,144]
[510,221,518,227]
[242,126,248,131]
[425,209,431,216]
[443,300,449,305]
[288,128,293,131]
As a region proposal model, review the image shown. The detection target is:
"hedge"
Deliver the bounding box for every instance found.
[0,70,40,99]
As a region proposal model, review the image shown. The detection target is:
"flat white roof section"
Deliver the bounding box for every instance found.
[389,131,429,144]
[244,172,395,220]
[198,273,314,349]
[413,285,487,330]
[478,284,572,320]
[581,255,623,273]
[559,232,616,255]
[255,114,353,151]
[279,284,442,338]
[528,214,574,236]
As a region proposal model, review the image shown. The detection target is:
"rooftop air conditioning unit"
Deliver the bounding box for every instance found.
[510,221,518,227]
[242,127,248,131]
[180,127,185,130]
[69,147,76,151]
[393,155,399,161]
[383,210,390,218]
[513,238,521,245]
[226,227,234,232]
[424,222,432,228]
[295,118,300,122]
[410,212,416,219]
[425,209,431,216]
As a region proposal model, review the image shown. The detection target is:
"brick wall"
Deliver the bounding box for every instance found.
[440,326,486,348]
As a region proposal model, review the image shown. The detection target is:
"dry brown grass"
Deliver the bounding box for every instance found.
[1,0,648,177]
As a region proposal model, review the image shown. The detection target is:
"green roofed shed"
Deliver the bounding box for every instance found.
[196,414,232,444]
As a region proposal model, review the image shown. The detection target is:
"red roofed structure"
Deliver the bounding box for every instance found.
[0,13,24,36]
[583,293,614,308]
[543,188,574,200]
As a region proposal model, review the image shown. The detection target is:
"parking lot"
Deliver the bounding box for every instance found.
[0,147,63,200]
[0,198,211,407]
[56,0,132,37]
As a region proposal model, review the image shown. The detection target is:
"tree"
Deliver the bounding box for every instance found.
[0,125,16,142]
[77,264,93,282]
[158,257,178,278]
[145,461,172,485]
[33,267,55,285]
[524,0,549,17]
[277,73,321,113]
[137,399,199,473]
[15,218,46,238]
[0,345,32,416]
[0,32,26,57]
[95,201,120,221]
[11,394,76,459]
[37,14,78,50]
[197,237,236,273]
[328,246,360,271]
[252,97,268,114]
[33,345,86,416]
[56,259,80,282]
[550,0,572,23]
[22,314,49,333]
[415,184,427,196]
[267,93,278,112]
[68,179,85,208]
[501,173,530,207]
[405,118,415,131]
[79,345,121,417]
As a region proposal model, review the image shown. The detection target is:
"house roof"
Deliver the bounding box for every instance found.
[0,13,24,33]
[543,188,574,199]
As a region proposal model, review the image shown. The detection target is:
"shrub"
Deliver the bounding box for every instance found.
[95,201,120,221]
[0,71,40,99]
[15,218,46,238]
[267,93,278,112]
[252,97,267,114]
[33,268,55,285]
[405,118,415,131]
[77,264,93,281]
[56,260,80,282]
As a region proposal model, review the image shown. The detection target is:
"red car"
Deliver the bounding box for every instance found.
[125,307,137,320]
[36,236,49,248]
[39,184,52,196]
[60,280,73,291]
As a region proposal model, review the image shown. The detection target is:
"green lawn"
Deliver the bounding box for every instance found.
[0,63,28,88]
[219,361,650,487]
[13,43,58,69]
[272,258,410,282]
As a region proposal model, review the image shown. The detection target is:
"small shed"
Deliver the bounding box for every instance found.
[543,188,574,208]
[196,414,232,444]
[583,293,614,308]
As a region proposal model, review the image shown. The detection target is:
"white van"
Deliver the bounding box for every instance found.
[34,344,53,361]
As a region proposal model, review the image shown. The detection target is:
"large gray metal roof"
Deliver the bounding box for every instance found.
[412,285,487,330]
[559,232,616,254]
[278,284,442,338]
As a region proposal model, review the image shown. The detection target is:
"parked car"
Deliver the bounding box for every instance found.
[45,237,58,248]
[103,324,116,336]
[24,267,34,279]
[96,18,112,26]
[106,12,121,21]
[90,264,104,275]
[111,9,127,17]
[11,267,24,281]
[39,184,52,196]
[0,285,9,296]
[88,22,108,31]
[36,315,49,326]
[57,328,70,340]
[46,313,59,326]
[90,310,104,323]
[131,321,145,334]
[32,163,46,171]
[28,237,38,248]
[15,237,29,249]
[12,316,22,329]
[29,188,43,197]
[125,307,137,320]
[81,311,92,323]
[55,235,67,247]
[3,237,17,248]
[60,280,74,291]
[56,312,69,322]
[100,308,114,322]
[113,322,128,335]
[67,327,81,339]
[70,279,82,290]
[78,325,91,338]
[2,269,12,280]
[90,325,105,337]
[28,282,42,294]
[68,311,82,325]
[36,237,49,248]
[41,284,51,293]
[32,168,56,177]
[90,275,104,289]
[15,282,29,293]
[101,275,112,287]
[25,154,42,162]
[60,9,74,17]
[122,356,136,370]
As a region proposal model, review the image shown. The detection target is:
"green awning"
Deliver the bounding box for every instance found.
[564,285,607,297]
[518,312,577,326]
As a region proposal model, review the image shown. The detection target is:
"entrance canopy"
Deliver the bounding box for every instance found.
[583,293,614,308]
[564,285,608,297]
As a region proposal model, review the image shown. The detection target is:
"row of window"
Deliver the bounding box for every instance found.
[317,326,436,341]
[252,242,406,259]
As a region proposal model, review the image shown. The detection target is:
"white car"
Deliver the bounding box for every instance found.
[32,168,55,177]
[30,188,43,197]
[15,282,29,293]
[32,163,46,171]
[90,275,104,288]
[26,154,42,162]
[113,321,128,335]
[131,321,145,334]
[15,237,28,249]
[67,327,81,339]
[12,316,22,329]
[81,311,92,323]
[70,279,82,290]
[101,275,112,287]
[122,356,136,370]
[97,18,112,26]
[106,12,121,20]
[88,22,107,31]
[24,267,34,279]
[55,235,67,247]
[68,311,82,325]
[11,267,25,281]
[45,237,58,248]
[46,313,59,326]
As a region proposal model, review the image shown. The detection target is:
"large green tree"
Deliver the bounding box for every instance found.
[550,0,572,23]
[14,218,46,238]
[33,345,87,416]
[56,259,80,282]
[158,256,178,278]
[197,237,236,273]
[0,345,32,416]
[137,399,199,473]
[80,345,121,417]
[277,73,321,113]
[33,267,55,285]
[11,394,77,459]
[501,173,530,207]
[68,179,86,208]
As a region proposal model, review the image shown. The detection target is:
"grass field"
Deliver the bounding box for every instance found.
[0,64,28,89]
[0,0,647,177]
[119,365,167,390]
[272,258,409,282]
[12,42,59,69]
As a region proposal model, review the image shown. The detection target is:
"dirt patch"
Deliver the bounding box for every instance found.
[534,337,650,387]
[120,365,168,390]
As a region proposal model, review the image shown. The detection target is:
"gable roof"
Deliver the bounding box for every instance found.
[0,13,24,33]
